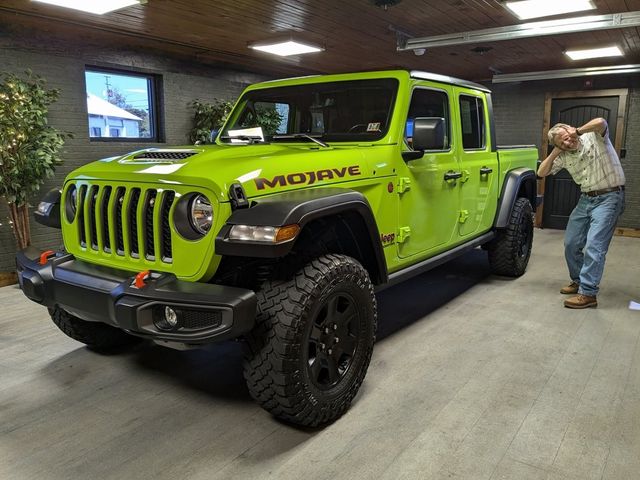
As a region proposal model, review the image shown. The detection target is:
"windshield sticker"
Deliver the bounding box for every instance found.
[228,127,265,143]
[255,165,361,190]
[367,122,381,132]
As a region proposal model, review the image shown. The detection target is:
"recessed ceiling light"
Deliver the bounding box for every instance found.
[504,0,596,20]
[32,0,145,15]
[250,41,323,57]
[565,46,624,60]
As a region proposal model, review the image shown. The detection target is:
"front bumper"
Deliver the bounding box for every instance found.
[16,247,257,345]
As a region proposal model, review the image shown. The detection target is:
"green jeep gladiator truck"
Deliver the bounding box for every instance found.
[17,69,539,426]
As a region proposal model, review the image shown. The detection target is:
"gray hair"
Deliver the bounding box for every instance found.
[548,123,571,145]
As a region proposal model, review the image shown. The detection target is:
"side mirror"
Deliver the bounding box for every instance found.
[34,188,61,229]
[412,117,446,151]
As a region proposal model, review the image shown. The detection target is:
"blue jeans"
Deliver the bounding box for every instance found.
[564,190,625,296]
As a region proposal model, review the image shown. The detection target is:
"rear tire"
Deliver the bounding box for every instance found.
[49,306,142,350]
[243,254,377,427]
[487,197,534,277]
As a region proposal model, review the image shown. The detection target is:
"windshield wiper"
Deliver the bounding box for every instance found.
[271,133,329,148]
[220,135,266,145]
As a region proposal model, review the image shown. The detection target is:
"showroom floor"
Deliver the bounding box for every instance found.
[1,228,639,480]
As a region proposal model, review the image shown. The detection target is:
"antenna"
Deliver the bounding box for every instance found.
[104,75,112,100]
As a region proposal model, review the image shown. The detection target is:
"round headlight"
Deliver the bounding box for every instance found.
[189,194,212,235]
[65,184,77,222]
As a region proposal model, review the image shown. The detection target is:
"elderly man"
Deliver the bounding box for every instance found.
[537,118,625,309]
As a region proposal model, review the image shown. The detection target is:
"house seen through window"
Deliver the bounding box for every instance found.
[85,68,159,141]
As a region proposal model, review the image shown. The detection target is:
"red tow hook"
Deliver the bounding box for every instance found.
[39,250,56,265]
[134,270,151,289]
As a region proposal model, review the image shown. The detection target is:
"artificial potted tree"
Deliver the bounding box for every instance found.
[0,70,68,250]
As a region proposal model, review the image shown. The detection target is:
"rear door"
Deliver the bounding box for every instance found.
[454,89,499,238]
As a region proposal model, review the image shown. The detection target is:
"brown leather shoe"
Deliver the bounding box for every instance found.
[560,282,579,294]
[564,294,598,309]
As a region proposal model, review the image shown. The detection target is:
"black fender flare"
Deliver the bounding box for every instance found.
[215,188,387,283]
[495,168,538,229]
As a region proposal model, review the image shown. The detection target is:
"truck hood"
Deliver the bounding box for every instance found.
[67,144,373,202]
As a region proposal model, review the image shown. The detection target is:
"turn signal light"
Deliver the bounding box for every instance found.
[275,224,300,243]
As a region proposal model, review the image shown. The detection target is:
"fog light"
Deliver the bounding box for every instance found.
[153,305,183,331]
[164,306,178,327]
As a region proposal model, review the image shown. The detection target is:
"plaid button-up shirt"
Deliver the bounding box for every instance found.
[550,129,625,192]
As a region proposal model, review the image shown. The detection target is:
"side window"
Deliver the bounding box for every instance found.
[459,95,485,149]
[85,67,162,142]
[406,88,449,150]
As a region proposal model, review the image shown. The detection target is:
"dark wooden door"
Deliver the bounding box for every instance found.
[542,97,619,229]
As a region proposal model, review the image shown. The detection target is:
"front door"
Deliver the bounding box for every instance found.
[397,85,460,258]
[542,95,620,229]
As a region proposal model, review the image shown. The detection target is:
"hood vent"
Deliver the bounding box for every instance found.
[132,151,197,161]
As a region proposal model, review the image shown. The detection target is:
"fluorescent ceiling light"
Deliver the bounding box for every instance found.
[250,41,323,56]
[504,0,596,20]
[399,12,640,50]
[492,64,640,83]
[32,0,144,15]
[565,45,623,60]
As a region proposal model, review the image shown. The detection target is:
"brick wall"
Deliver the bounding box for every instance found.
[489,76,640,230]
[0,37,271,272]
[2,29,638,272]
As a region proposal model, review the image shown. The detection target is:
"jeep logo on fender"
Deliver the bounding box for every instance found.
[254,166,362,190]
[380,232,395,245]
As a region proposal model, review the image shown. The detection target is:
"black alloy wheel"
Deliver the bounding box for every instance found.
[306,292,360,390]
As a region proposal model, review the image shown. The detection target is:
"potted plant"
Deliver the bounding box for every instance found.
[0,70,69,250]
[189,98,234,144]
[189,98,287,144]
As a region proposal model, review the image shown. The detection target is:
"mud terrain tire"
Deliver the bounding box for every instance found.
[243,254,377,427]
[50,306,142,349]
[488,197,534,277]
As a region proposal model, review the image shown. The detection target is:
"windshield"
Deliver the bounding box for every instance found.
[220,78,398,143]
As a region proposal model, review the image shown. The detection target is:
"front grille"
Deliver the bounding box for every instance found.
[115,187,125,254]
[160,191,175,262]
[101,186,112,252]
[144,190,157,260]
[77,185,87,247]
[69,183,175,264]
[129,188,141,258]
[88,186,99,250]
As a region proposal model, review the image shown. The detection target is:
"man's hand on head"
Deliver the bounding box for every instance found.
[555,126,580,152]
[560,126,578,139]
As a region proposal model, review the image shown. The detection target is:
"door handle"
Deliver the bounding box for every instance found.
[480,167,493,175]
[444,171,463,181]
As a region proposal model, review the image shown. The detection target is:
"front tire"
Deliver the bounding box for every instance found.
[487,197,534,277]
[49,306,142,350]
[243,254,377,427]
